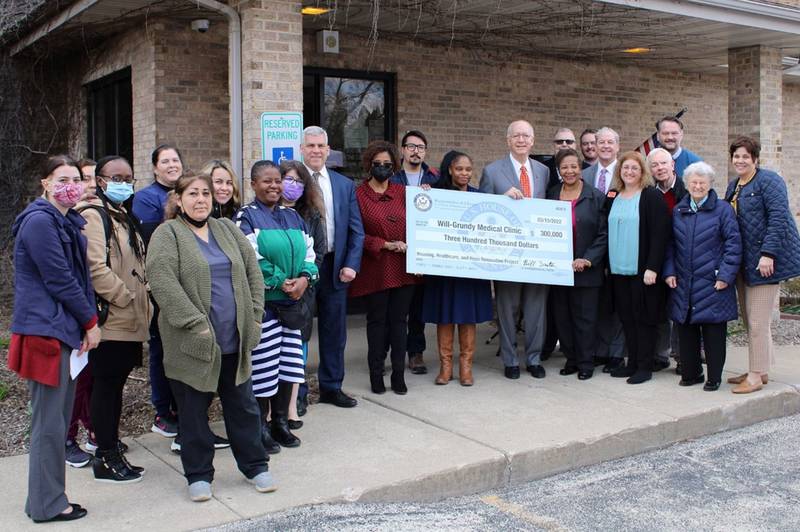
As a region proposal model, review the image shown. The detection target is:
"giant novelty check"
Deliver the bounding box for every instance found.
[406,188,574,286]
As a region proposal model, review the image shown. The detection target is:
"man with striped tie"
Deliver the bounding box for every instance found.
[479,120,550,380]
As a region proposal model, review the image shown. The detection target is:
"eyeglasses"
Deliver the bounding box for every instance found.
[282,176,300,185]
[98,174,136,184]
[554,139,575,145]
[403,143,427,152]
[372,162,393,169]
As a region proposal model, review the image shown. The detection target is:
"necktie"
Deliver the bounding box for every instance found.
[597,168,607,192]
[313,171,321,183]
[519,165,532,198]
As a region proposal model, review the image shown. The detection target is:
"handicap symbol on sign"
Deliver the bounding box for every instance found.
[272,147,293,164]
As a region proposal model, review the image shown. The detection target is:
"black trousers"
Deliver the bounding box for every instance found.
[542,291,559,355]
[406,283,427,356]
[677,321,727,384]
[89,340,141,451]
[553,286,600,372]
[365,285,415,375]
[169,354,267,484]
[612,275,657,372]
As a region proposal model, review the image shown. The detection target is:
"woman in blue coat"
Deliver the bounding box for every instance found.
[9,155,101,522]
[663,162,741,391]
[724,136,800,393]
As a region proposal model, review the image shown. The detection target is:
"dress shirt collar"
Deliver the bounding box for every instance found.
[671,147,683,160]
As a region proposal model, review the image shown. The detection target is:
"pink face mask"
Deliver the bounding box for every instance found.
[52,182,84,208]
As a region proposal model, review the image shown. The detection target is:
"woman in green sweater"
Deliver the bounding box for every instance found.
[146,173,273,502]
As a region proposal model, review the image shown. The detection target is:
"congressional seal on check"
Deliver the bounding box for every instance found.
[406,187,574,286]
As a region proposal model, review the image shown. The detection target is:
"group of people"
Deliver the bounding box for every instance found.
[9,117,800,521]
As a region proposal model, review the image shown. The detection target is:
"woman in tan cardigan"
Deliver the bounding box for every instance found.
[146,173,271,502]
[78,156,151,484]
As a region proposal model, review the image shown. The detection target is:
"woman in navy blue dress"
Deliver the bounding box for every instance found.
[422,151,493,386]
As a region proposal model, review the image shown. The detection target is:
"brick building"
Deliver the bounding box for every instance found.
[3,0,800,210]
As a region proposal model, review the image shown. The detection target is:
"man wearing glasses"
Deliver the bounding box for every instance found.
[480,120,551,381]
[542,128,577,189]
[391,130,440,375]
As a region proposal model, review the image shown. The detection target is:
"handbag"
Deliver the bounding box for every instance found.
[266,296,311,331]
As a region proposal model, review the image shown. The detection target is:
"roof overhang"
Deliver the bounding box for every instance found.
[301,0,800,79]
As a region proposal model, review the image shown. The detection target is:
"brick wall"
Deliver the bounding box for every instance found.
[152,19,229,178]
[303,32,729,189]
[239,0,303,199]
[783,82,800,214]
[81,25,156,184]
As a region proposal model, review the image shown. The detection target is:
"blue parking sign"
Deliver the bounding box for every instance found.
[272,147,293,163]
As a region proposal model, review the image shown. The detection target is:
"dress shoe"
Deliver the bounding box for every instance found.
[732,379,763,394]
[603,358,624,373]
[527,365,546,378]
[727,373,768,385]
[559,365,579,376]
[288,419,303,430]
[593,356,610,367]
[679,375,705,386]
[675,361,682,375]
[504,366,520,379]
[391,371,408,395]
[610,363,636,378]
[652,358,670,372]
[296,395,308,417]
[408,353,428,375]
[703,381,720,391]
[540,351,552,362]
[32,504,88,523]
[318,390,358,408]
[370,372,386,394]
[626,370,652,384]
[577,370,594,380]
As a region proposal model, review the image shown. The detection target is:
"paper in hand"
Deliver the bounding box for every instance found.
[70,349,89,380]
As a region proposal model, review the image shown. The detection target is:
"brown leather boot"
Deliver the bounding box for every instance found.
[458,324,476,386]
[435,324,455,385]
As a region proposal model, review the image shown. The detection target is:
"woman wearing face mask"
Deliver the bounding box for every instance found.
[201,159,241,220]
[146,173,272,501]
[279,160,326,426]
[235,161,319,451]
[9,155,101,523]
[76,155,152,483]
[350,141,421,395]
[422,151,493,386]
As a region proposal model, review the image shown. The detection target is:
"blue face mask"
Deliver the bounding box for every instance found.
[104,181,134,203]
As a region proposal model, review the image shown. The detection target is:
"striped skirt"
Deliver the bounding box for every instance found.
[251,308,305,398]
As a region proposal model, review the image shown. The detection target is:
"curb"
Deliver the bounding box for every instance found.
[349,386,800,504]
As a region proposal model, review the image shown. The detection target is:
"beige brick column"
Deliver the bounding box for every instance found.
[238,0,303,197]
[728,46,783,172]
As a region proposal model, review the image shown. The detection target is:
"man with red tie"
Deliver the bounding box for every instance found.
[479,120,551,380]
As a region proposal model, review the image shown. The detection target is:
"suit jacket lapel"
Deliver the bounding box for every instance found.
[502,157,520,190]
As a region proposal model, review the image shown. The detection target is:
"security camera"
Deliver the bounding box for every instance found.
[191,19,210,33]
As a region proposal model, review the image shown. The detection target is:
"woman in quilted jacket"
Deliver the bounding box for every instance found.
[725,136,800,393]
[663,162,741,391]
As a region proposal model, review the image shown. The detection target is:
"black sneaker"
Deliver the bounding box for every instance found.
[93,451,142,484]
[213,434,230,449]
[65,440,91,468]
[152,414,178,438]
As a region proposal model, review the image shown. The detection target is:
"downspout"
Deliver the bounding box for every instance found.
[190,0,243,189]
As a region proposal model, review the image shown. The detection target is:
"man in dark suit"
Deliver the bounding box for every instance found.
[479,120,551,380]
[542,128,578,190]
[581,126,625,372]
[301,126,365,407]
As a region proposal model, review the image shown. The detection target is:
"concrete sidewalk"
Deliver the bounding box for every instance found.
[2,320,799,531]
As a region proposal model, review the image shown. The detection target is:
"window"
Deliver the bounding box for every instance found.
[86,67,133,163]
[304,68,396,178]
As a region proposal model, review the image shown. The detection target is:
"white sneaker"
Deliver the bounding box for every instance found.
[188,481,212,502]
[250,471,277,493]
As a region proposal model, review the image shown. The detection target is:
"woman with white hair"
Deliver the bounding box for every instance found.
[663,162,742,391]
